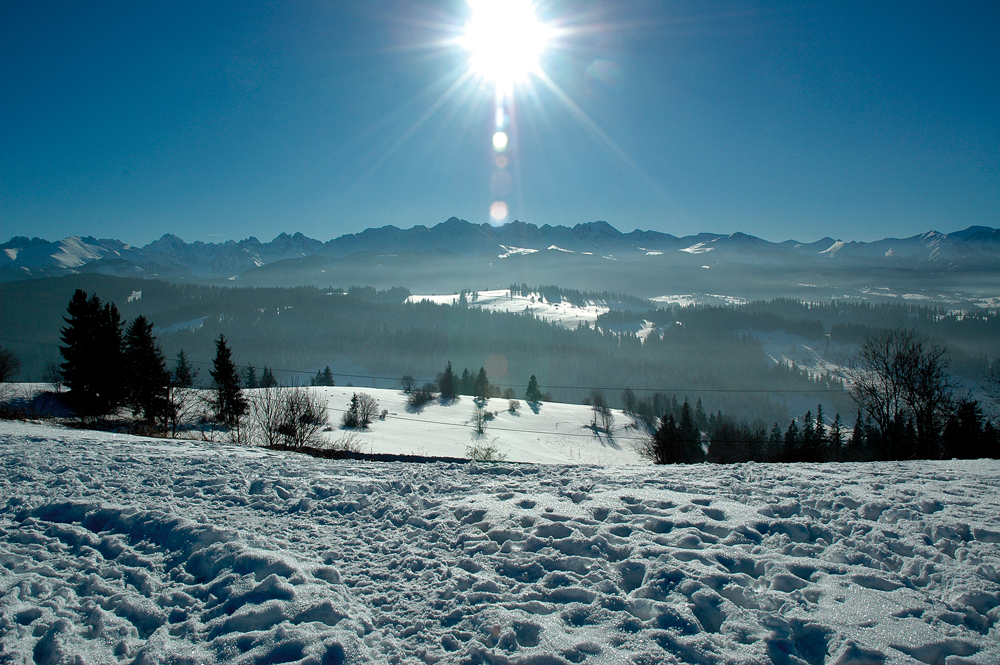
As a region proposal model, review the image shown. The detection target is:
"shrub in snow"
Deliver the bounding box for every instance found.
[407,384,436,409]
[508,399,520,414]
[467,436,506,462]
[342,392,378,429]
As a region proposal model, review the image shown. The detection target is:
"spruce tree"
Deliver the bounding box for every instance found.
[653,414,682,464]
[173,350,197,387]
[525,375,542,402]
[123,315,171,426]
[244,365,259,389]
[59,290,123,420]
[260,366,278,388]
[474,367,489,400]
[439,361,456,399]
[784,419,800,462]
[209,334,246,427]
[460,368,473,395]
[679,399,702,463]
[829,413,844,462]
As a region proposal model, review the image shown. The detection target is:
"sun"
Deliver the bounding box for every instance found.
[460,0,552,94]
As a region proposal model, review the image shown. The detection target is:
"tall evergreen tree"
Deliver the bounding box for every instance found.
[679,399,703,463]
[244,364,259,389]
[784,419,800,462]
[209,334,246,427]
[260,366,278,388]
[460,368,473,395]
[173,350,197,387]
[59,290,123,420]
[652,414,683,464]
[768,422,784,462]
[439,361,456,399]
[829,413,844,462]
[474,367,490,399]
[123,315,171,426]
[524,375,543,402]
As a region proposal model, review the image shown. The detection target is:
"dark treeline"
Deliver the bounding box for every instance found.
[0,275,851,424]
[508,283,651,309]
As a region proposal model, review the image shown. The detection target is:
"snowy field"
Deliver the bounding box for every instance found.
[313,387,646,466]
[406,290,612,329]
[2,421,1000,664]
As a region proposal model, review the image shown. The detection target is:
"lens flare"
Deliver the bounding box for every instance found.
[492,131,508,151]
[490,201,508,221]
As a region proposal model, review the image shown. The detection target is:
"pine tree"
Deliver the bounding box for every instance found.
[209,335,246,427]
[695,398,708,431]
[525,375,543,402]
[173,350,198,387]
[784,419,800,462]
[439,361,456,399]
[680,399,702,463]
[59,290,123,420]
[474,367,489,400]
[768,422,784,462]
[244,365,259,389]
[829,413,844,462]
[321,366,334,386]
[652,414,683,464]
[123,315,171,426]
[460,368,473,395]
[260,366,278,388]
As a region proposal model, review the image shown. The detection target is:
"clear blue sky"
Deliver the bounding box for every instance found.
[2,0,997,245]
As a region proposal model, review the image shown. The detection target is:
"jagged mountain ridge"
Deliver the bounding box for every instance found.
[2,218,998,282]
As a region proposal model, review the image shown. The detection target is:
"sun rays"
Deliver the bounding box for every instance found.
[350,1,662,225]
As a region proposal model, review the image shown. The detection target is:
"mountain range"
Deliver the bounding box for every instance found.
[3,219,998,284]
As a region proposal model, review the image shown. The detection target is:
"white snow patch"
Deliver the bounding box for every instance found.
[498,245,539,259]
[680,242,713,254]
[547,245,575,253]
[2,420,999,664]
[407,290,611,329]
[127,290,142,303]
[820,240,845,256]
[651,294,749,308]
[645,250,663,256]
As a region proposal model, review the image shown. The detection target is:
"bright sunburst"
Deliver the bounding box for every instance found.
[460,0,552,94]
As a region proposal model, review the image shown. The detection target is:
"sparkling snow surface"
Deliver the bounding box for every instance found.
[2,422,1000,664]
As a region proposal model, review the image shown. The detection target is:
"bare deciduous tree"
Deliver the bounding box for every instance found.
[847,328,954,459]
[278,387,329,448]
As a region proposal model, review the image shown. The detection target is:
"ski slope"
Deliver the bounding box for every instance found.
[2,420,999,664]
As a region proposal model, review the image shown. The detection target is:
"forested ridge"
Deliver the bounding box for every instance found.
[2,275,997,425]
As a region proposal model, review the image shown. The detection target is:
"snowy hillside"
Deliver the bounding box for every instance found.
[405,290,614,330]
[2,421,999,664]
[315,387,645,465]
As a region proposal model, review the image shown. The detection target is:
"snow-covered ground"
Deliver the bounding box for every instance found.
[315,387,646,466]
[651,294,750,308]
[406,290,612,329]
[2,420,999,664]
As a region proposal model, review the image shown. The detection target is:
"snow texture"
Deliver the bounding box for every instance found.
[2,421,1000,664]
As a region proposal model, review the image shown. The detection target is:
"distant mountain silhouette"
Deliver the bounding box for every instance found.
[2,218,998,282]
